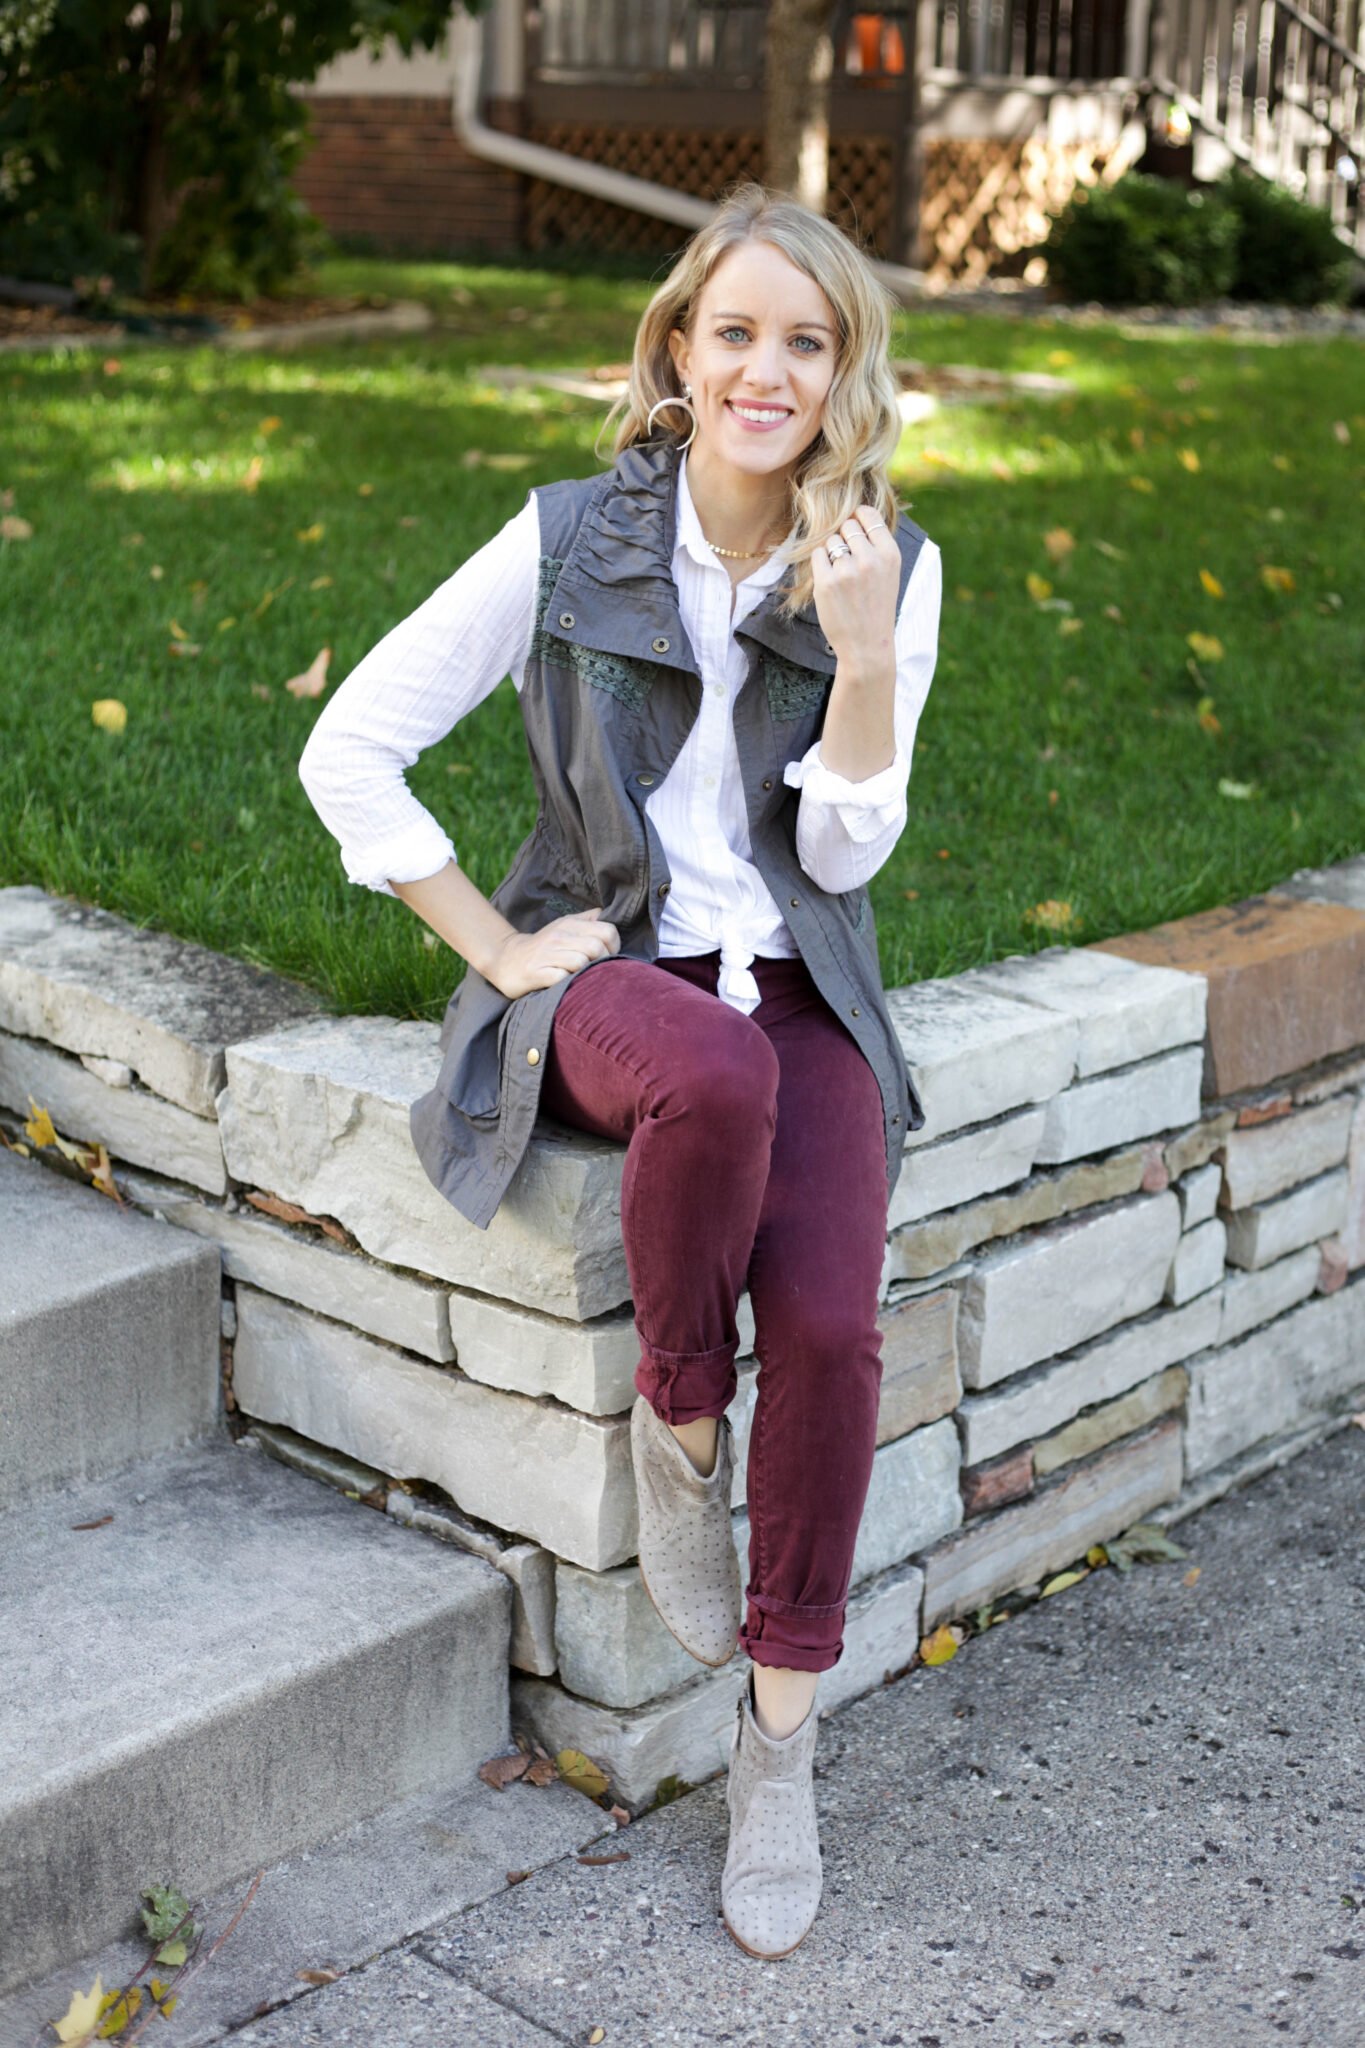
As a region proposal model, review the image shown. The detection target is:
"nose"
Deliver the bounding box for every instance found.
[741,336,788,392]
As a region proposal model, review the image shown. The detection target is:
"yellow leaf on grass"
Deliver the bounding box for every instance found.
[556,1747,610,1799]
[1026,572,1053,603]
[217,617,237,632]
[1270,454,1292,471]
[1260,564,1295,592]
[1128,476,1155,493]
[0,513,34,541]
[1047,348,1075,366]
[919,1623,962,1665]
[1023,899,1077,932]
[309,575,333,590]
[1177,448,1200,472]
[295,523,325,543]
[1058,616,1083,636]
[1186,632,1224,661]
[284,647,331,700]
[1199,568,1224,597]
[168,620,190,641]
[1042,527,1075,563]
[53,1977,104,2044]
[92,699,127,734]
[919,447,960,470]
[989,457,1014,481]
[357,482,374,496]
[955,586,975,603]
[259,416,282,434]
[1040,1567,1090,1596]
[242,456,264,492]
[1219,777,1258,799]
[1197,697,1222,734]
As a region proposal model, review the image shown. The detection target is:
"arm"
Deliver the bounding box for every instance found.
[781,539,942,895]
[297,493,540,900]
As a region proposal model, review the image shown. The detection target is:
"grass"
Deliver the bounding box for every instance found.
[2,252,1362,1022]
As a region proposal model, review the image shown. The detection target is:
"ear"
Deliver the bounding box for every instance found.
[666,326,690,386]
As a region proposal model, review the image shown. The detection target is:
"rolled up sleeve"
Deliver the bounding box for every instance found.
[783,538,941,894]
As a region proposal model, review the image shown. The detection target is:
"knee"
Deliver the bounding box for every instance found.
[662,1013,779,1133]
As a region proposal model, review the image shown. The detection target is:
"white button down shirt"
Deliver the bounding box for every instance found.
[298,449,942,1017]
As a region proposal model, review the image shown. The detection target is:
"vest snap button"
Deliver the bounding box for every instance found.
[558,611,575,629]
[761,778,773,791]
[789,896,799,908]
[637,772,655,786]
[657,881,670,897]
[850,1005,860,1017]
[526,1047,540,1065]
[651,635,670,653]
[892,1114,901,1124]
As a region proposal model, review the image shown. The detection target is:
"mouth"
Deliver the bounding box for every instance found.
[724,399,794,433]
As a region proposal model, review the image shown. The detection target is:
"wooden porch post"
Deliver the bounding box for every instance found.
[897,0,941,268]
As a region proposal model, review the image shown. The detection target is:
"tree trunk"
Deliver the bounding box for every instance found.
[763,0,837,212]
[131,7,177,294]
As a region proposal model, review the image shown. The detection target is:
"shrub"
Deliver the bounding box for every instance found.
[1211,166,1356,306]
[1042,173,1241,306]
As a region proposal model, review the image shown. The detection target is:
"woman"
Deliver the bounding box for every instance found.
[298,181,942,1960]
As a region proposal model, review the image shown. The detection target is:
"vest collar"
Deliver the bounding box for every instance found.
[545,435,840,680]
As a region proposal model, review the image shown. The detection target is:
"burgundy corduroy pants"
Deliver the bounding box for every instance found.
[539,947,890,1673]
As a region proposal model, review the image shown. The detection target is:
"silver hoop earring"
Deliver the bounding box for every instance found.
[645,383,697,450]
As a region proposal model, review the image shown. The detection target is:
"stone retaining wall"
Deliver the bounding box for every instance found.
[2,862,1362,1807]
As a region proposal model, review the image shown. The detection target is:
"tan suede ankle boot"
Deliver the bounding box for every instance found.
[630,1394,741,1668]
[720,1667,823,1959]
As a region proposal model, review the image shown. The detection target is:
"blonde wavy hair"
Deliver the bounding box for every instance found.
[596,180,904,622]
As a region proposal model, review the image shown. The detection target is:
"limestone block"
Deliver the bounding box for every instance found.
[1095,892,1365,1098]
[554,1420,958,1709]
[1271,852,1365,913]
[0,883,320,1115]
[1033,1365,1188,1477]
[961,1445,1034,1517]
[116,1165,454,1362]
[920,1420,1183,1628]
[887,1105,1045,1231]
[1164,1109,1237,1180]
[955,944,1205,1076]
[218,1017,629,1319]
[231,1287,635,1570]
[0,1032,225,1194]
[1223,1169,1349,1271]
[1184,1284,1365,1475]
[1293,1055,1365,1107]
[956,1189,1182,1390]
[956,1287,1219,1464]
[1177,1160,1222,1230]
[1218,1246,1321,1346]
[875,1287,961,1442]
[512,1560,925,1809]
[1339,1094,1365,1270]
[385,1491,556,1676]
[445,1290,758,1416]
[79,1053,132,1088]
[883,1140,1153,1286]
[1033,1047,1205,1166]
[884,979,1077,1147]
[1217,1095,1355,1209]
[1165,1217,1226,1306]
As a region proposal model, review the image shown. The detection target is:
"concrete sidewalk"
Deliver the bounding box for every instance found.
[218,1420,1365,2048]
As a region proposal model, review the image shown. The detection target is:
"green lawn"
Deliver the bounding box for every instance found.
[2,253,1361,1022]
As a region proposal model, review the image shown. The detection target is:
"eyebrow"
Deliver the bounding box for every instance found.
[712,310,837,334]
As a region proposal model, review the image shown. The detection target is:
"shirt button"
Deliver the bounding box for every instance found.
[526,1047,540,1065]
[558,611,575,629]
[711,684,725,698]
[651,635,670,653]
[704,774,717,789]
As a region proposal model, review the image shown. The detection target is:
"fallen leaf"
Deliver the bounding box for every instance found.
[1026,571,1053,603]
[1042,527,1075,563]
[1177,448,1201,472]
[1186,631,1224,661]
[577,1851,631,1866]
[1103,604,1124,622]
[103,358,121,376]
[1092,539,1127,559]
[357,482,375,496]
[1086,1545,1109,1567]
[1332,419,1350,445]
[70,1514,114,1530]
[1128,475,1155,493]
[398,514,421,527]
[1218,777,1259,799]
[284,646,331,699]
[260,416,283,435]
[446,761,473,775]
[1047,348,1075,367]
[92,699,127,734]
[309,575,333,591]
[589,2029,606,2045]
[954,585,975,602]
[988,457,1013,481]
[0,513,33,540]
[167,640,201,657]
[295,522,325,543]
[1040,1567,1089,1596]
[1183,1566,1202,1586]
[523,1756,558,1786]
[1058,616,1083,636]
[149,563,164,579]
[919,1622,963,1665]
[1270,453,1292,471]
[902,887,919,899]
[1260,564,1295,593]
[506,1868,533,1884]
[242,455,264,491]
[1199,567,1224,597]
[556,1747,610,1799]
[242,1188,351,1245]
[608,1803,631,1827]
[218,616,237,632]
[53,1977,104,2044]
[919,447,960,470]
[250,683,272,701]
[296,1968,341,1985]
[120,533,144,547]
[1023,899,1077,932]
[1197,696,1222,734]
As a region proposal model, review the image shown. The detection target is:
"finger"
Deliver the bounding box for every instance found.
[836,516,874,551]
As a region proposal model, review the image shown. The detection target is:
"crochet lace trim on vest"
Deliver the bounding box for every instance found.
[529,554,667,713]
[762,647,832,722]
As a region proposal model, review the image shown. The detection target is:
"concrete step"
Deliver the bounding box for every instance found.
[0,1148,221,1509]
[0,1434,513,1994]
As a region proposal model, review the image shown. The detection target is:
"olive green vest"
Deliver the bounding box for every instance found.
[409,435,928,1231]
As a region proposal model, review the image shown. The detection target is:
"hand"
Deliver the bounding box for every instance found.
[810,505,899,674]
[486,906,621,1001]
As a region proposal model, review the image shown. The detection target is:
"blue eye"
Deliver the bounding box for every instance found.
[718,325,823,353]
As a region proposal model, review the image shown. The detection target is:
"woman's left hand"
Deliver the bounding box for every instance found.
[810,506,900,675]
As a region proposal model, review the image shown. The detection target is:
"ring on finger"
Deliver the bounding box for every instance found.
[826,537,852,560]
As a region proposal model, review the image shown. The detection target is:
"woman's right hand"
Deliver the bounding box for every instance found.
[485,907,621,1001]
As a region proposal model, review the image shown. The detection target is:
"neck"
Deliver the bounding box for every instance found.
[683,441,793,556]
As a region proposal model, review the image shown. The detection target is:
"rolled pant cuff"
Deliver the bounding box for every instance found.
[739,1590,845,1673]
[634,1340,738,1425]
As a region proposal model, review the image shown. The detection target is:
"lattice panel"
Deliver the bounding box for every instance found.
[524,123,895,259]
[919,135,1130,286]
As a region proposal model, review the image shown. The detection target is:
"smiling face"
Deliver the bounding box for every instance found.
[666,238,840,481]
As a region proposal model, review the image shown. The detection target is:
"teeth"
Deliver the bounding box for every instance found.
[729,403,789,423]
